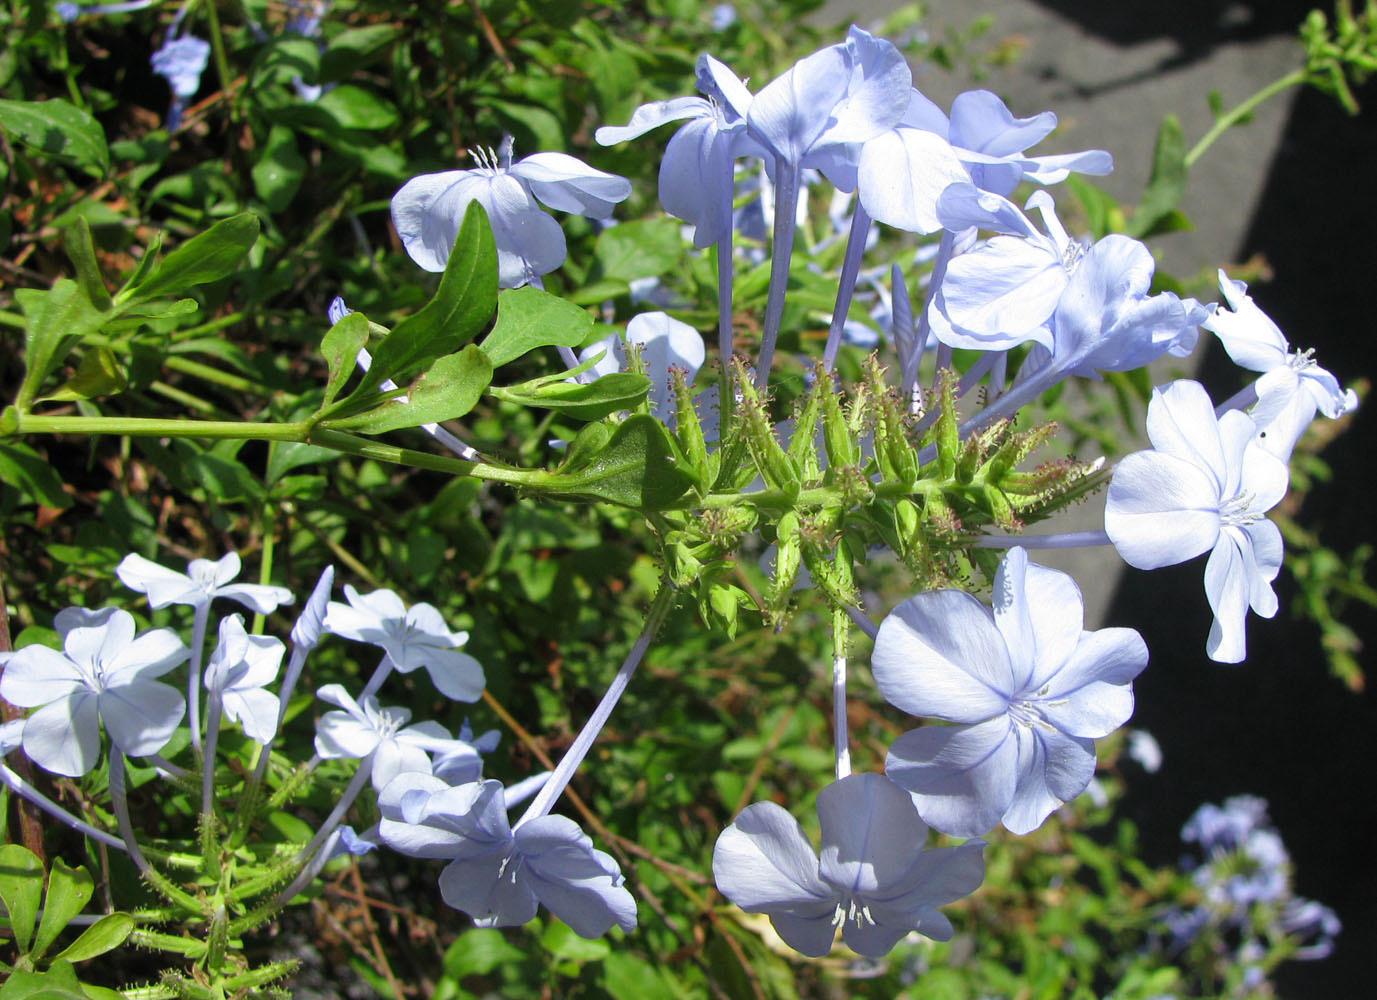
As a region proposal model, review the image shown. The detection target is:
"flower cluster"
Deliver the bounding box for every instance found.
[367,23,1360,962]
[1159,796,1341,989]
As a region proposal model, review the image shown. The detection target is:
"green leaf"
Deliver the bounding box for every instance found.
[359,201,497,396]
[251,126,306,213]
[1128,114,1187,238]
[0,99,109,175]
[441,927,525,980]
[50,914,134,965]
[38,348,127,403]
[592,219,682,282]
[565,278,631,306]
[491,372,650,421]
[314,85,399,131]
[480,287,593,368]
[0,844,43,953]
[14,281,107,409]
[319,311,370,407]
[547,414,692,510]
[266,441,336,484]
[32,860,93,960]
[62,218,112,311]
[538,920,610,962]
[121,214,261,303]
[0,960,102,999]
[331,345,493,434]
[320,25,402,80]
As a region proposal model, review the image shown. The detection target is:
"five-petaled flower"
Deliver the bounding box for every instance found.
[117,551,295,614]
[323,585,484,701]
[0,609,188,776]
[1105,379,1289,663]
[391,137,631,288]
[204,615,286,744]
[872,547,1148,837]
[378,775,637,938]
[712,773,986,957]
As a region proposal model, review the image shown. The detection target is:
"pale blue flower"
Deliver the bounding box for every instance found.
[1105,381,1289,662]
[712,773,986,957]
[747,25,911,189]
[909,89,1113,197]
[1281,898,1342,960]
[377,776,636,937]
[117,551,295,615]
[392,138,631,287]
[204,615,285,744]
[323,585,483,701]
[578,311,705,420]
[314,684,473,789]
[151,35,211,100]
[710,3,737,30]
[873,547,1147,837]
[58,0,160,23]
[1204,269,1357,461]
[596,55,762,249]
[0,609,187,776]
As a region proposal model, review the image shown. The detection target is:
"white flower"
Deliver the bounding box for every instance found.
[313,684,479,790]
[1203,269,1358,461]
[323,586,484,701]
[204,615,285,744]
[1105,380,1289,662]
[116,551,295,614]
[0,610,187,776]
[391,137,631,287]
[578,311,706,421]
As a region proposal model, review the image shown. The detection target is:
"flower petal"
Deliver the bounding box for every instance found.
[872,590,1013,722]
[0,645,85,707]
[991,548,1084,693]
[424,650,485,702]
[885,717,1018,837]
[713,801,832,912]
[857,127,971,235]
[100,680,185,757]
[518,815,638,936]
[23,694,101,776]
[1002,725,1095,835]
[116,554,202,608]
[438,848,538,926]
[817,774,926,894]
[1104,451,1221,570]
[510,153,632,218]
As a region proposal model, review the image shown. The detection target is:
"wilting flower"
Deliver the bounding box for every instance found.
[391,137,631,287]
[117,551,295,615]
[873,547,1148,837]
[378,776,636,937]
[1105,380,1289,662]
[323,585,483,701]
[712,773,985,957]
[204,615,285,744]
[1203,269,1357,461]
[0,609,187,776]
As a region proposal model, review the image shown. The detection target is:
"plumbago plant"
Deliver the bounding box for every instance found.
[2,2,1375,997]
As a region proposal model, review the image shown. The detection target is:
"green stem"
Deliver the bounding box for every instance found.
[1185,69,1308,167]
[202,0,238,126]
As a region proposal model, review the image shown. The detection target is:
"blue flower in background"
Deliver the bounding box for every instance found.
[151,34,211,100]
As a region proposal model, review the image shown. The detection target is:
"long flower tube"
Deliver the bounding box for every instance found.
[754,161,802,384]
[820,203,874,370]
[831,608,851,781]
[0,759,125,851]
[516,583,676,826]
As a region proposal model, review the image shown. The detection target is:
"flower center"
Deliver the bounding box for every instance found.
[831,897,877,929]
[1287,347,1317,372]
[1220,491,1262,527]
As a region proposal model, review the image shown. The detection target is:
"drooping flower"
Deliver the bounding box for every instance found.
[872,547,1148,837]
[1203,269,1357,461]
[578,311,706,420]
[712,773,986,957]
[391,137,631,287]
[313,684,475,789]
[0,610,187,776]
[1104,380,1289,662]
[116,551,295,615]
[204,615,285,744]
[323,585,483,701]
[377,776,637,938]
